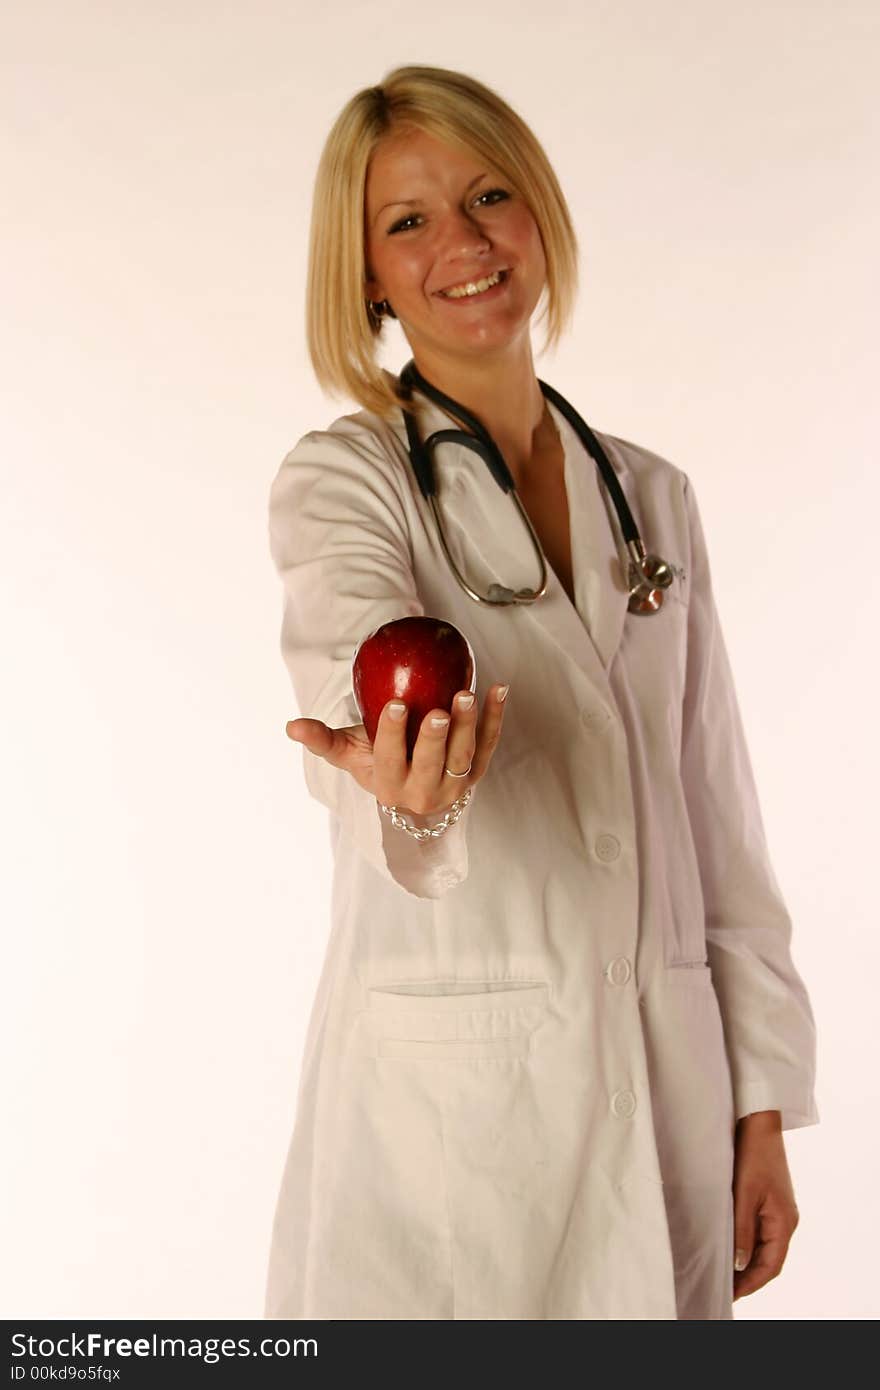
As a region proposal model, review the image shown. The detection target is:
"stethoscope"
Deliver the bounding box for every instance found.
[398,357,675,614]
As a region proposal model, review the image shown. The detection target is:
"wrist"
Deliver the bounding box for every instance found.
[736,1109,782,1134]
[378,787,473,840]
[398,806,439,827]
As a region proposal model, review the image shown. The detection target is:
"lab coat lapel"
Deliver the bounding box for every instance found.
[397,390,631,702]
[547,401,632,675]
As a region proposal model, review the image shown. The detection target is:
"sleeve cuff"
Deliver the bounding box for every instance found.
[734,1080,820,1132]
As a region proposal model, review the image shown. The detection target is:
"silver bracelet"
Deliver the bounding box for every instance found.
[378,786,473,842]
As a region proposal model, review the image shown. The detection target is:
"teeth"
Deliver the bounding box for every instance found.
[441,270,504,298]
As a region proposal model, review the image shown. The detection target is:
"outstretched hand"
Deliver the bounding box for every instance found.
[286,683,510,816]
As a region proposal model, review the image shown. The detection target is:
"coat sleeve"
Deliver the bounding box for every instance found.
[679,471,819,1131]
[268,422,471,901]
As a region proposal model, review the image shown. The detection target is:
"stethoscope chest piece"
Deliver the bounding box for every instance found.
[628,587,665,614]
[625,538,675,613]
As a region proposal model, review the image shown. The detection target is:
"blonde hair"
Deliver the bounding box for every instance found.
[305,64,581,421]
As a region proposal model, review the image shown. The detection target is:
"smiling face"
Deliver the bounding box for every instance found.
[363,126,548,368]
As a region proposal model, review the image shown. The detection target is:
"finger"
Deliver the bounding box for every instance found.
[285,717,337,760]
[405,704,456,812]
[733,1199,759,1278]
[468,682,510,783]
[371,698,411,802]
[732,1234,789,1299]
[439,689,478,782]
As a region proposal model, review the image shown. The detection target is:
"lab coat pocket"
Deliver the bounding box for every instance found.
[665,961,713,984]
[338,979,555,1315]
[363,979,550,1061]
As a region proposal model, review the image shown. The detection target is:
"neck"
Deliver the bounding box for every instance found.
[405,342,555,488]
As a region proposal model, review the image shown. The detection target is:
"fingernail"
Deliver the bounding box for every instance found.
[388,702,407,720]
[430,714,450,729]
[457,692,475,711]
[497,684,510,702]
[734,1249,749,1271]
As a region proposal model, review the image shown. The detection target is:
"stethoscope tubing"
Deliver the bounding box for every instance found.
[400,359,639,545]
[397,358,671,610]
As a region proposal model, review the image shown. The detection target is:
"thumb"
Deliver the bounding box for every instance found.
[286,717,334,757]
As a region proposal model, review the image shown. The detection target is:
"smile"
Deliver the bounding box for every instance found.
[436,269,510,301]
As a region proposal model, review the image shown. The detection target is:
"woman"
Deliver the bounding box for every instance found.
[265,64,819,1320]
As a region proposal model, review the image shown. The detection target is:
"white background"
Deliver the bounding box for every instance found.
[2,0,877,1319]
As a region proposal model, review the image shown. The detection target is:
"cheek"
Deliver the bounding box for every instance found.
[381,245,432,298]
[508,208,546,270]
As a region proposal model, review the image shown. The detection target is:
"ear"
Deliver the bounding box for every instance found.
[364,272,385,303]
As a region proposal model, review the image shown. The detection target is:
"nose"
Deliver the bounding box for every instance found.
[435,205,493,262]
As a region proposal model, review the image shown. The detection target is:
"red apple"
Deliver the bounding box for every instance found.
[351,616,477,761]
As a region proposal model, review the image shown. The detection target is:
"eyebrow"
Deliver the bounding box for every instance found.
[371,172,488,226]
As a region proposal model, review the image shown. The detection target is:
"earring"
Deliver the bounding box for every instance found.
[367,298,396,322]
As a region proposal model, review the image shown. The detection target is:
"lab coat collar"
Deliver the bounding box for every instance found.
[387,381,633,702]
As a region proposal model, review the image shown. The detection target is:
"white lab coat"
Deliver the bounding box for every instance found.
[264,372,819,1320]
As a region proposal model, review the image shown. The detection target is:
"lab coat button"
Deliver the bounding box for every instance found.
[581,706,611,732]
[606,957,632,986]
[611,1089,636,1119]
[595,834,621,862]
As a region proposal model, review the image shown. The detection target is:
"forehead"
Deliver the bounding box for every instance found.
[365,128,489,197]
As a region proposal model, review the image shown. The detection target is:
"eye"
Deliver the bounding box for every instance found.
[475,187,509,208]
[388,212,419,235]
[387,187,510,235]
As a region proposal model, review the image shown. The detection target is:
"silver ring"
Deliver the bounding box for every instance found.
[443,759,472,778]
